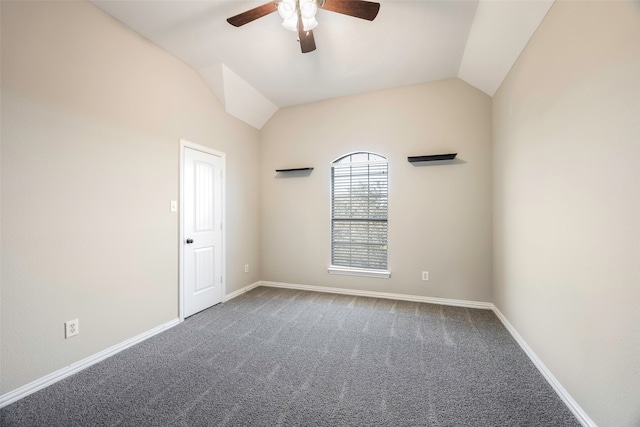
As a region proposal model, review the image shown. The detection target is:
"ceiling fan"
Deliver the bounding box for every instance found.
[227,0,380,54]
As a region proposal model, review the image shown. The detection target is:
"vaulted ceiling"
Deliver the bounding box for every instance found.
[91,0,554,128]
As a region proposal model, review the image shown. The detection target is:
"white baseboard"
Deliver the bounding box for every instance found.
[1,280,595,427]
[492,307,596,427]
[258,280,595,427]
[0,318,180,409]
[0,282,258,409]
[224,281,261,302]
[259,280,494,310]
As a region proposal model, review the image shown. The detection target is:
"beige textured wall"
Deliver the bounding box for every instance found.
[1,1,260,394]
[260,79,492,302]
[492,1,640,426]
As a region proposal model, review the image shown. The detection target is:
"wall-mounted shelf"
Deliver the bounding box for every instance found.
[275,167,314,172]
[407,153,457,163]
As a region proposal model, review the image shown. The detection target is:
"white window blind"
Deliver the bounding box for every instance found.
[331,152,388,271]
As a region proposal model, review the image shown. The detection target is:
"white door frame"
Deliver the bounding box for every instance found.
[179,139,226,321]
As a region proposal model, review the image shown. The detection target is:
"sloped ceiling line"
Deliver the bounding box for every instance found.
[91,0,555,129]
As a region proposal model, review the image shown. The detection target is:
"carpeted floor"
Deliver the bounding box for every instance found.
[1,286,580,426]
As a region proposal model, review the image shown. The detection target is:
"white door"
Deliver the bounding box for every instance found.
[183,147,223,317]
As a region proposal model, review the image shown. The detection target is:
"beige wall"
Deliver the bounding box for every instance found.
[0,1,260,394]
[3,1,637,424]
[492,1,640,426]
[260,79,493,302]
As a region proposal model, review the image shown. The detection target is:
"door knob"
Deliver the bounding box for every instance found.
[186,238,194,244]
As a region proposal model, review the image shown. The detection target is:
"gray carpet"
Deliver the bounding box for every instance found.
[1,286,580,426]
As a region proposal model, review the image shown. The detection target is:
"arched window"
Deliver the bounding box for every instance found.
[329,152,389,277]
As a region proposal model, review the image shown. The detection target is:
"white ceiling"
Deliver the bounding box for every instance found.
[91,0,554,128]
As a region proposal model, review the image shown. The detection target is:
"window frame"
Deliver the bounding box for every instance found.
[328,151,390,279]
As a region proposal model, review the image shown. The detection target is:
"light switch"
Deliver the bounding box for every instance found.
[170,200,177,212]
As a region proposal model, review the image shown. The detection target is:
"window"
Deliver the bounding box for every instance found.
[329,152,389,278]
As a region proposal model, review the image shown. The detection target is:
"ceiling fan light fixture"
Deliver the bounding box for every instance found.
[300,0,318,19]
[277,0,296,20]
[300,0,318,30]
[279,0,318,32]
[227,0,379,53]
[302,16,318,31]
[281,15,298,31]
[279,0,299,31]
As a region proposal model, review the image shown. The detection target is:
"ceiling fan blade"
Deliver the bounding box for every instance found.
[297,14,317,53]
[227,2,277,27]
[320,0,380,21]
[299,29,316,53]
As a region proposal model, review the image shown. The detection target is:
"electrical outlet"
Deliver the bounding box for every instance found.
[244,264,249,273]
[422,271,429,281]
[65,319,79,338]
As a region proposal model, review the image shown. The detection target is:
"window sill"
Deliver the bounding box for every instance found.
[328,266,391,279]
